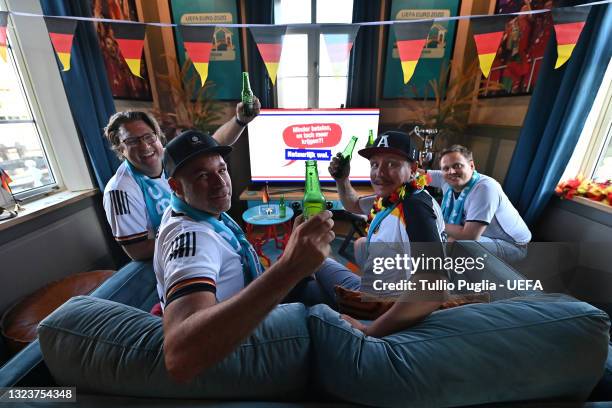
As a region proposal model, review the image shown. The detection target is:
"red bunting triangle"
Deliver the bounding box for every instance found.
[109,22,146,78]
[180,25,215,86]
[392,21,432,84]
[249,26,288,86]
[470,15,509,78]
[44,17,77,72]
[321,25,360,68]
[0,12,8,63]
[552,7,590,69]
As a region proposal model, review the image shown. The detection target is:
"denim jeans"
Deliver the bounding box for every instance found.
[284,258,361,308]
[478,236,528,263]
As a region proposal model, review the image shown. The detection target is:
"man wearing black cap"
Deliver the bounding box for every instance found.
[155,130,337,382]
[324,130,448,337]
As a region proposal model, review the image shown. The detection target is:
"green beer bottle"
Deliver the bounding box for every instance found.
[366,129,375,147]
[241,72,254,117]
[330,136,358,179]
[279,195,286,218]
[341,136,358,160]
[303,160,326,219]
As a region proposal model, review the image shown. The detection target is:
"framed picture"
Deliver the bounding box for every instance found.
[170,0,243,100]
[91,0,153,100]
[481,0,553,97]
[383,0,461,99]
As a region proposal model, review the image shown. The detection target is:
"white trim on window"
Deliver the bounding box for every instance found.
[3,0,94,194]
[561,57,612,183]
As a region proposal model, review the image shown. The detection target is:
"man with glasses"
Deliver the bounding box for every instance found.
[428,145,531,262]
[103,101,260,260]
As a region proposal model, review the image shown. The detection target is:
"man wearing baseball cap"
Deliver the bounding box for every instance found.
[324,130,448,337]
[155,130,343,382]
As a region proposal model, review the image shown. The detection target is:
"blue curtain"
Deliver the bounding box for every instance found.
[40,0,119,190]
[244,0,275,108]
[503,4,612,225]
[346,0,382,108]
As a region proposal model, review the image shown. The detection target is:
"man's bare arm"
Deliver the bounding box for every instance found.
[445,221,487,241]
[212,98,261,146]
[162,211,335,383]
[328,154,364,214]
[122,238,155,261]
[342,273,447,338]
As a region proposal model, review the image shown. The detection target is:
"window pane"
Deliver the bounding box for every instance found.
[316,0,353,23]
[319,33,350,77]
[318,76,348,108]
[278,34,309,77]
[277,77,308,108]
[0,123,55,194]
[0,44,56,195]
[276,0,311,24]
[593,126,612,181]
[0,49,31,120]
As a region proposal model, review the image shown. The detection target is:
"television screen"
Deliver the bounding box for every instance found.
[247,109,380,183]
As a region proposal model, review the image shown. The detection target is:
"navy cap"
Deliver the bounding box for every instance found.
[163,130,232,177]
[358,130,418,162]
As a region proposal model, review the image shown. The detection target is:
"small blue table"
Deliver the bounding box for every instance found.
[242,205,294,265]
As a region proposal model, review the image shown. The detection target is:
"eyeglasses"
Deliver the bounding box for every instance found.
[121,133,158,147]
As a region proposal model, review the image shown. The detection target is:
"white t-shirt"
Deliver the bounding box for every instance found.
[103,162,171,245]
[429,170,531,244]
[154,207,246,309]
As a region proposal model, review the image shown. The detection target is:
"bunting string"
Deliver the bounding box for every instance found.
[0,0,608,85]
[5,0,609,28]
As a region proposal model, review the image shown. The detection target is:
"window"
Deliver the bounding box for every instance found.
[274,0,354,108]
[0,26,56,198]
[0,0,93,207]
[561,57,612,183]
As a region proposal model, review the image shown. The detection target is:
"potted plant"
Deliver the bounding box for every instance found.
[152,57,224,139]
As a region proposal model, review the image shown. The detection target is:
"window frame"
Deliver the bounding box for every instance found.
[274,0,352,108]
[1,34,58,199]
[578,76,612,180]
[1,0,94,203]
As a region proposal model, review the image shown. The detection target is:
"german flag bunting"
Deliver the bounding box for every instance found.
[552,7,590,69]
[110,22,146,78]
[1,167,12,193]
[249,26,287,86]
[392,21,432,84]
[321,25,360,68]
[180,25,215,86]
[0,12,8,63]
[44,17,77,71]
[471,15,509,78]
[262,183,270,204]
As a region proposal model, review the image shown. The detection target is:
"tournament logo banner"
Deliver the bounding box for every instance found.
[44,17,77,72]
[552,7,591,69]
[109,22,146,78]
[0,11,7,63]
[249,25,288,86]
[392,20,433,84]
[179,25,216,86]
[321,25,360,74]
[471,15,508,78]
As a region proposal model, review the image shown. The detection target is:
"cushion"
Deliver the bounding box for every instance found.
[38,296,310,399]
[308,294,610,408]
